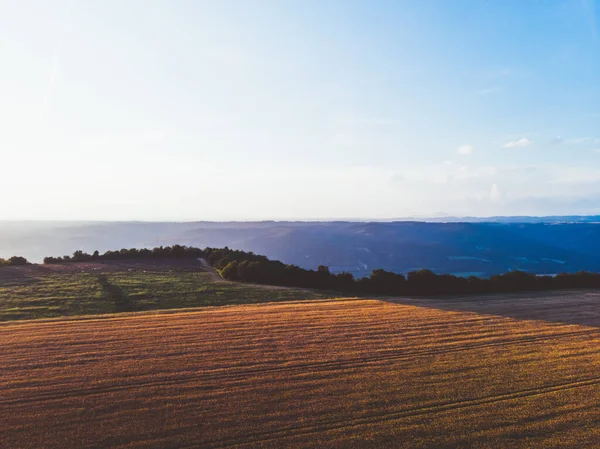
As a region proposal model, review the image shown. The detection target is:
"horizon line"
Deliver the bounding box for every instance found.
[3,215,600,224]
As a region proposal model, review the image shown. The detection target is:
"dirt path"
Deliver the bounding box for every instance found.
[197,258,225,282]
[196,258,320,292]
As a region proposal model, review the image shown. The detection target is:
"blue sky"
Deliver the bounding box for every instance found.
[1,0,599,220]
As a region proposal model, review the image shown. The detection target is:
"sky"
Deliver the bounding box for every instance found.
[1,0,600,220]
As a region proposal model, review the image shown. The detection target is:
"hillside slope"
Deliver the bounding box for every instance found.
[0,259,332,321]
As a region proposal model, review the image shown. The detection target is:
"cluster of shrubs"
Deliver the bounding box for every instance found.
[0,256,29,266]
[21,245,600,296]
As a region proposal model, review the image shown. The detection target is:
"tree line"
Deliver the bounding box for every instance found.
[42,245,204,264]
[7,244,600,296]
[0,256,29,266]
[206,247,600,295]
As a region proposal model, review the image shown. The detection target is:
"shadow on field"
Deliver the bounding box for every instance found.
[93,258,208,273]
[0,265,55,287]
[382,290,600,328]
[97,275,137,313]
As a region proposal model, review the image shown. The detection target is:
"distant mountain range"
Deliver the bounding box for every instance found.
[390,216,600,223]
[4,218,600,277]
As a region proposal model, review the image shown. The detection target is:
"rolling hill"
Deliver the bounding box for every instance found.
[3,220,600,277]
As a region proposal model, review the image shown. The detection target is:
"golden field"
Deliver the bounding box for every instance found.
[2,296,600,448]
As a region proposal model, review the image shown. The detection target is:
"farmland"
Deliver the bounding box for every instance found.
[0,259,333,321]
[2,295,599,448]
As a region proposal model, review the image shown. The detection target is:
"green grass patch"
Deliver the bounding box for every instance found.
[0,267,335,321]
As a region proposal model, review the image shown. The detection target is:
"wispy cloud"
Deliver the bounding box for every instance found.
[457,145,475,155]
[206,45,248,67]
[470,183,504,204]
[477,86,500,95]
[483,67,514,79]
[504,138,532,148]
[43,1,73,108]
[555,166,600,184]
[552,136,600,146]
[569,137,600,145]
[432,173,454,184]
[489,183,502,201]
[330,133,358,147]
[391,173,405,184]
[45,49,62,104]
[338,117,399,126]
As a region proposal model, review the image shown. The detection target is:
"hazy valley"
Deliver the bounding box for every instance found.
[5,219,600,277]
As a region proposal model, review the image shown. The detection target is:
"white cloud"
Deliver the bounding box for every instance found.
[457,145,475,155]
[470,183,504,204]
[504,138,532,148]
[490,183,502,201]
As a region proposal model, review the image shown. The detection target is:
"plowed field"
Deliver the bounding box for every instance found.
[2,298,599,448]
